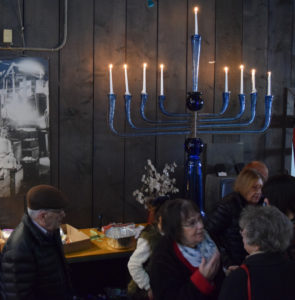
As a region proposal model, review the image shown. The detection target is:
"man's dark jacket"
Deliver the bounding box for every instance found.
[0,214,72,300]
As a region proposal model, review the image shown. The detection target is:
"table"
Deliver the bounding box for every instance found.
[65,228,137,263]
[65,226,144,297]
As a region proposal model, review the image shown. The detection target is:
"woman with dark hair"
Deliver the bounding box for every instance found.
[204,168,264,269]
[218,206,295,300]
[150,198,224,300]
[262,174,295,260]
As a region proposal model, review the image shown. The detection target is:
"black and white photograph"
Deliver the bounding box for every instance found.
[0,57,50,227]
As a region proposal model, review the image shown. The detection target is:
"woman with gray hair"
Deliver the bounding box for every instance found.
[218,205,295,300]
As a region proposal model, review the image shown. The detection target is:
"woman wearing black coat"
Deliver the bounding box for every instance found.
[204,169,263,269]
[218,205,295,300]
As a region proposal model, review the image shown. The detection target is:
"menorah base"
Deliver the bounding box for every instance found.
[184,137,204,215]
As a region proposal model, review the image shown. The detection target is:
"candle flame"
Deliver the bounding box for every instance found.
[240,65,244,70]
[160,64,164,69]
[109,64,113,69]
[194,7,198,13]
[251,69,256,73]
[224,67,228,72]
[123,64,127,69]
[143,63,147,68]
[268,71,271,75]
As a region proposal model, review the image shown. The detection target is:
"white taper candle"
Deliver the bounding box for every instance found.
[160,64,164,96]
[240,65,244,94]
[194,7,199,35]
[251,69,256,93]
[109,64,114,94]
[224,67,228,93]
[142,63,147,94]
[124,64,130,95]
[267,71,271,96]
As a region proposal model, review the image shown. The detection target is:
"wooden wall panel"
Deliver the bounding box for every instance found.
[156,0,188,197]
[241,0,268,163]
[0,0,23,51]
[124,0,157,222]
[24,0,60,187]
[213,0,243,144]
[265,0,293,174]
[59,0,94,227]
[93,0,126,226]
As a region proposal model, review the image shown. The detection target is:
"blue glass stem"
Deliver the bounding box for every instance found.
[198,92,230,117]
[197,95,273,134]
[140,93,190,124]
[124,94,191,130]
[184,138,204,215]
[197,93,257,128]
[108,94,191,137]
[159,95,191,118]
[199,94,246,122]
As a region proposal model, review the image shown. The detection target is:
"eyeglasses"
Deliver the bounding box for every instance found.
[45,209,65,215]
[182,217,203,228]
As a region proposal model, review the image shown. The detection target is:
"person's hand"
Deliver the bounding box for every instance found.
[199,250,220,281]
[225,265,239,276]
[147,288,153,300]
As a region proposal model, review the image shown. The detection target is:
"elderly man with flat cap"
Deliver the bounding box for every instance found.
[0,185,73,299]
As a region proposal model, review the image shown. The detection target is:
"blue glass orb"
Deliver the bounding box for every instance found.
[148,0,154,7]
[184,138,204,156]
[186,91,204,111]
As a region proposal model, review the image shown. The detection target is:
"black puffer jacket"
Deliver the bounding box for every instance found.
[1,214,72,300]
[204,192,248,267]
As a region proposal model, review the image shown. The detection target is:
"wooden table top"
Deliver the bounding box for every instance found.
[65,228,137,263]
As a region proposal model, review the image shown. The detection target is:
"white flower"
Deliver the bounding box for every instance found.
[133,159,179,208]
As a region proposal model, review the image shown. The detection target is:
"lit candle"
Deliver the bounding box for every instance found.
[123,64,130,95]
[267,71,271,96]
[142,63,147,94]
[160,64,164,96]
[251,69,256,93]
[224,67,228,93]
[109,64,113,94]
[240,65,244,94]
[194,7,198,35]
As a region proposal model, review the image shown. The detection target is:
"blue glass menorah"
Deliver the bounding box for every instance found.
[107,32,273,216]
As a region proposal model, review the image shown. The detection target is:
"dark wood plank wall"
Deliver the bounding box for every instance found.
[0,0,294,228]
[93,0,126,227]
[59,0,94,227]
[124,0,157,223]
[213,0,242,147]
[156,0,187,199]
[264,0,294,173]
[242,0,268,161]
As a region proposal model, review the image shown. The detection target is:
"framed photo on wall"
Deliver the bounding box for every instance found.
[0,57,50,227]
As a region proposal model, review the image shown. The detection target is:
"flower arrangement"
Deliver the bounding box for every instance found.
[133,159,179,208]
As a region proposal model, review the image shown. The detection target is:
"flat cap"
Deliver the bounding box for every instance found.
[26,184,68,210]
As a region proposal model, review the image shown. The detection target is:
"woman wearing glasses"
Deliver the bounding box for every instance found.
[204,168,264,270]
[150,198,224,300]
